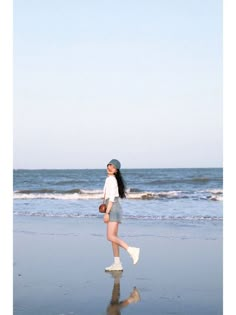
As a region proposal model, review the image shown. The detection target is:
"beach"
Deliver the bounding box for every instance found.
[14,215,222,315]
[13,168,223,314]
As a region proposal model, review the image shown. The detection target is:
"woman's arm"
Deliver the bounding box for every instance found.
[104,200,113,223]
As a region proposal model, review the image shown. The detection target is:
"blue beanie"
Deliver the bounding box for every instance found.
[107,159,121,170]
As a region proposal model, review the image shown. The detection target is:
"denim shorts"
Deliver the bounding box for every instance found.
[105,197,122,223]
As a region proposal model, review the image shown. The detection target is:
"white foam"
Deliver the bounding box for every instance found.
[13,211,223,221]
[209,195,223,201]
[206,189,223,194]
[13,192,103,200]
[13,189,223,201]
[80,189,103,194]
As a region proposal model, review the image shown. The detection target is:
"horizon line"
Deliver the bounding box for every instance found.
[13,166,223,170]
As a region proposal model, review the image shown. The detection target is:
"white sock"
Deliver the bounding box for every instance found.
[114,257,121,264]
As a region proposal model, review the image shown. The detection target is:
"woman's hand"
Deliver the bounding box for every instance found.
[103,213,110,223]
[104,201,112,223]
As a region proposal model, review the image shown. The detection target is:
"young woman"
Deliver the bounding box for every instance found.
[103,159,140,271]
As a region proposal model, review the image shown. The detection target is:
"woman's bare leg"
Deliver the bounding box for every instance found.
[112,242,119,257]
[105,221,140,270]
[111,223,119,256]
[107,222,129,250]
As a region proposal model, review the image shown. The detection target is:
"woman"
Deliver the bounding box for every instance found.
[103,159,140,271]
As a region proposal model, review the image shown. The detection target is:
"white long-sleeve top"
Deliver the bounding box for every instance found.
[103,175,119,202]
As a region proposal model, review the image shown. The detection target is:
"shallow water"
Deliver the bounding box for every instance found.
[13,168,223,222]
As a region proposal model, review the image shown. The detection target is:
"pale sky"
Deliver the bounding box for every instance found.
[13,0,222,169]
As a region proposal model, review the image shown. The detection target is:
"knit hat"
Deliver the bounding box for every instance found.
[107,159,121,170]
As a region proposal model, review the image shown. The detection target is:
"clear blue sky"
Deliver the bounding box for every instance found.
[13,0,222,169]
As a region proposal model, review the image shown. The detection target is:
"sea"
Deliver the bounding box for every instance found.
[13,168,223,222]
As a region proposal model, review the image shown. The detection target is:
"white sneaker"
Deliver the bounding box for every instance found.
[128,247,140,264]
[109,270,123,283]
[128,287,141,303]
[105,263,123,272]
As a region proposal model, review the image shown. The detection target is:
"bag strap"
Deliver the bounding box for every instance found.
[103,183,106,203]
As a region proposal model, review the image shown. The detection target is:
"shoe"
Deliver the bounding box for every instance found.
[128,287,141,303]
[105,263,123,272]
[128,247,140,264]
[109,270,123,283]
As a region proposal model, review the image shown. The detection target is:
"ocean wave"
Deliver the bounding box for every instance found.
[208,195,223,201]
[127,191,182,199]
[124,215,223,221]
[13,211,223,221]
[206,189,223,194]
[126,188,143,192]
[15,189,57,194]
[15,188,102,195]
[54,180,88,185]
[13,192,103,200]
[13,190,182,200]
[204,189,223,201]
[13,189,223,201]
[147,177,222,185]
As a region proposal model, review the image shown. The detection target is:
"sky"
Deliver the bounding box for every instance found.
[13,0,222,169]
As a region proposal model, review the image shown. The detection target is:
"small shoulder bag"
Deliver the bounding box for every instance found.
[99,189,107,213]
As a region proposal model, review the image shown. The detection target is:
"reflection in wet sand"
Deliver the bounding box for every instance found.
[106,271,141,315]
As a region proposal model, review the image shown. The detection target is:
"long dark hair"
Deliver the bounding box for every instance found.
[115,170,126,199]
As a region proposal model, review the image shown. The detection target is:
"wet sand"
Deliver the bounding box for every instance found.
[14,216,222,315]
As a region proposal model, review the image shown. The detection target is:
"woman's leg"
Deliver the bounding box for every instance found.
[106,222,140,269]
[112,223,120,257]
[112,242,119,257]
[111,222,120,257]
[107,222,129,250]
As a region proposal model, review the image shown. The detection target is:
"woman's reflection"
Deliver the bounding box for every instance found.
[106,271,141,315]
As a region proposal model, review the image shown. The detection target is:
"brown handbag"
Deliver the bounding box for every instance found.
[99,190,107,213]
[99,203,107,213]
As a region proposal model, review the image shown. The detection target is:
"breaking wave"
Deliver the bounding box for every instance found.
[14,188,223,201]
